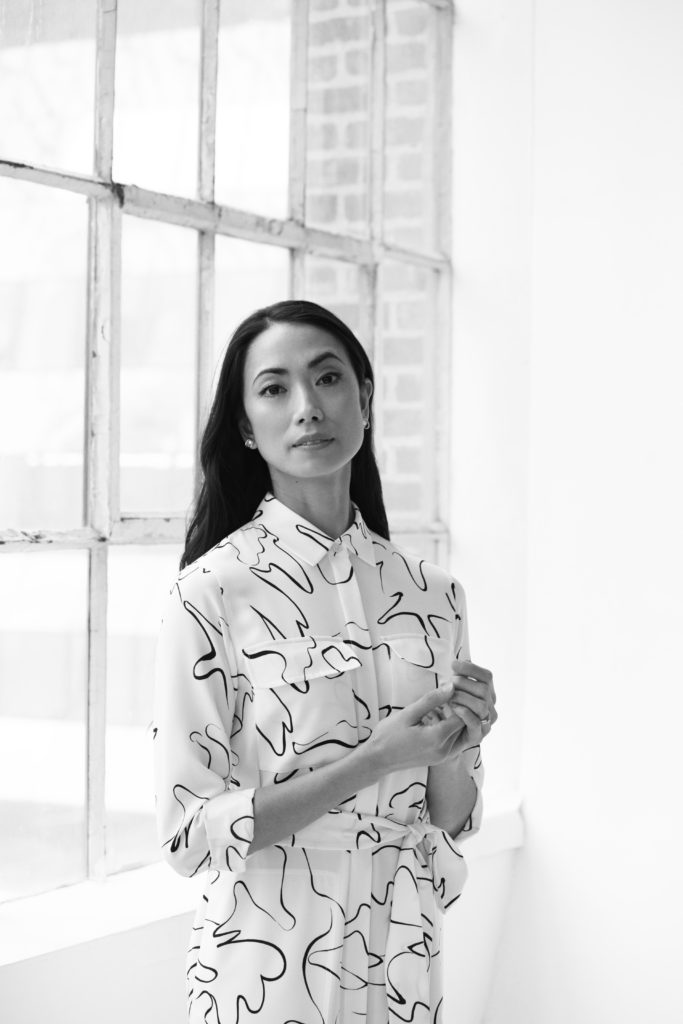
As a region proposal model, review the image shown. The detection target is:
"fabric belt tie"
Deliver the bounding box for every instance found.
[284,809,469,1021]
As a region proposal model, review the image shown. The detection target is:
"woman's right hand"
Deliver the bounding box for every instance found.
[365,681,468,773]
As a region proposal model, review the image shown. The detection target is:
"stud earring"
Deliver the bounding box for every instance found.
[244,438,256,449]
[363,420,370,431]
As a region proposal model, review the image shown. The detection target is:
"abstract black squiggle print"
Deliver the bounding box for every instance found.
[153,491,484,1022]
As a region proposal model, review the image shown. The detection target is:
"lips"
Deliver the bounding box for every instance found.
[293,437,334,447]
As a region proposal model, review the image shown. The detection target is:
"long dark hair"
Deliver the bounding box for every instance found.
[180,299,390,569]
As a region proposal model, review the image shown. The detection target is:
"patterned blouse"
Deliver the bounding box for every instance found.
[153,491,484,1024]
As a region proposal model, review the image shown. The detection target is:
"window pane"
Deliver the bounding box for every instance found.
[113,0,200,196]
[0,550,88,902]
[378,261,437,527]
[106,545,181,875]
[305,0,371,238]
[303,256,362,337]
[215,3,291,218]
[213,238,290,374]
[383,0,438,251]
[120,216,197,516]
[0,179,87,530]
[0,0,96,172]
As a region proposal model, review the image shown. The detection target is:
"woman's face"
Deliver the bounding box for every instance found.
[240,321,372,492]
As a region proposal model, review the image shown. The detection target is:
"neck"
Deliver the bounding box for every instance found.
[270,471,354,539]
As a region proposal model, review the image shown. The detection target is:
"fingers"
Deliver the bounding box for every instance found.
[407,681,457,724]
[447,676,489,701]
[409,676,498,736]
[451,659,493,687]
[445,675,495,723]
[433,709,470,744]
[446,688,488,719]
[420,709,442,726]
[450,659,497,704]
[451,658,492,683]
[452,703,494,736]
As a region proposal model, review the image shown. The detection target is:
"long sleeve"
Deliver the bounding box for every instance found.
[152,564,256,877]
[452,577,485,840]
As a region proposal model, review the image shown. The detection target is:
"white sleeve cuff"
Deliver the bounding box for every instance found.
[457,745,485,842]
[204,786,257,873]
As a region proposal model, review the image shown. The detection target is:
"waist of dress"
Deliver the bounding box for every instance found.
[276,806,469,919]
[282,808,443,854]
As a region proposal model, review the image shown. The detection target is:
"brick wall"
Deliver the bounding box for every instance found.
[301,0,442,530]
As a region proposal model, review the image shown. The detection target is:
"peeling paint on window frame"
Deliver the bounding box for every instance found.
[0,0,454,885]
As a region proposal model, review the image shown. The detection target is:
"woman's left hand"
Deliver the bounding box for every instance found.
[421,659,497,747]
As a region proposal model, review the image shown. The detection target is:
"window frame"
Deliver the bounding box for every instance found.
[0,0,454,889]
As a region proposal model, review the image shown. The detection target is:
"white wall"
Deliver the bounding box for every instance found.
[447,3,535,1017]
[0,916,190,1024]
[482,1,683,1021]
[449,0,534,813]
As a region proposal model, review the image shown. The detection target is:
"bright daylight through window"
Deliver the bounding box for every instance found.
[0,0,454,902]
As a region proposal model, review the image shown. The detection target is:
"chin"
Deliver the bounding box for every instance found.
[273,449,354,480]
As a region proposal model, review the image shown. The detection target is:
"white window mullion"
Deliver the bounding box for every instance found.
[94,0,117,182]
[112,517,187,545]
[372,264,385,455]
[196,0,220,485]
[417,0,453,10]
[198,0,219,204]
[369,0,387,450]
[433,1,453,260]
[289,0,309,226]
[86,545,108,881]
[434,265,453,557]
[84,0,119,882]
[369,0,386,247]
[289,0,309,297]
[196,232,216,467]
[290,248,306,299]
[379,240,447,269]
[83,195,121,541]
[359,264,377,362]
[0,159,109,197]
[434,5,454,553]
[0,527,101,549]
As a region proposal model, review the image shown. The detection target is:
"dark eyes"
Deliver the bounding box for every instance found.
[258,371,341,397]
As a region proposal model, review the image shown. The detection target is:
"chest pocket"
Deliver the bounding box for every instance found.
[243,636,363,773]
[381,633,454,712]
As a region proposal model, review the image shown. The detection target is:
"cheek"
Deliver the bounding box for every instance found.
[247,402,286,441]
[333,382,363,421]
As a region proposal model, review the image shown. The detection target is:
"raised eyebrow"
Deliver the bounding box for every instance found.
[252,351,344,385]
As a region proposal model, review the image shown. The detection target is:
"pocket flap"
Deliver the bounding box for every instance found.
[382,633,453,671]
[243,635,362,689]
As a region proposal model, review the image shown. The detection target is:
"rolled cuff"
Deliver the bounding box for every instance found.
[457,745,485,842]
[204,786,256,873]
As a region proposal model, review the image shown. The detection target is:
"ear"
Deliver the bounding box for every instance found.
[238,415,253,444]
[359,378,373,421]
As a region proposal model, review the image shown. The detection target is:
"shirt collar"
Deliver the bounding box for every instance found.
[248,491,376,568]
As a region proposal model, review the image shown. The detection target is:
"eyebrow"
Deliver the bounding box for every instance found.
[252,351,345,385]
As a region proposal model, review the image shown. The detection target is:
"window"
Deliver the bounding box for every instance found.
[0,0,454,901]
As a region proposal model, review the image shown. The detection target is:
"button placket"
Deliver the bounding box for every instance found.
[328,537,380,816]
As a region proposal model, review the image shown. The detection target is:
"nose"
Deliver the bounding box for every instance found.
[293,383,323,424]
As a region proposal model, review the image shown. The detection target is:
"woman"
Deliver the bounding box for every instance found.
[153,299,497,1024]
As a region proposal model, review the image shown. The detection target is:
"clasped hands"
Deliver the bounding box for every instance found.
[420,658,497,749]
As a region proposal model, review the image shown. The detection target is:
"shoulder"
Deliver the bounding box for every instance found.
[160,562,225,633]
[369,529,466,598]
[169,519,265,604]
